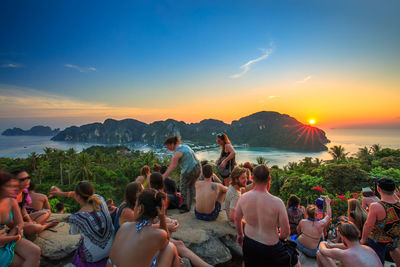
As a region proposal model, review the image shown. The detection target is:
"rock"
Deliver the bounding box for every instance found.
[34,214,80,267]
[168,208,240,266]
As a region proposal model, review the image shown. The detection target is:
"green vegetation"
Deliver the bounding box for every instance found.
[1,144,399,221]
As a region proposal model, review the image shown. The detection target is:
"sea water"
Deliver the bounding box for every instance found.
[0,128,399,167]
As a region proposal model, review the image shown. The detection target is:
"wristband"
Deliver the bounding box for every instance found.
[67,192,73,198]
[16,234,22,242]
[23,214,30,219]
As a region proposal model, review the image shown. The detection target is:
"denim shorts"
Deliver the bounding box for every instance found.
[295,238,319,258]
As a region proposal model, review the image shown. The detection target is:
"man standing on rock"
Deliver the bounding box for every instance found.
[194,164,227,221]
[162,136,201,213]
[235,164,299,267]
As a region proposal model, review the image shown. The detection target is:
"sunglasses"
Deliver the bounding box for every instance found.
[18,176,31,182]
[217,133,223,137]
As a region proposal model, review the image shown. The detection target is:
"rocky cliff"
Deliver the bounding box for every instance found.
[51,111,330,152]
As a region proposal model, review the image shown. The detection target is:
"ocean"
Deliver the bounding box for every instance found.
[0,128,399,167]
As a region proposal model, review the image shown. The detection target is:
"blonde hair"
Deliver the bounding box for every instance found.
[306,205,317,219]
[75,181,102,211]
[347,199,367,231]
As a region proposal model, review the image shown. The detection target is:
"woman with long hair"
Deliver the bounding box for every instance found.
[49,182,114,267]
[286,195,306,236]
[347,198,367,234]
[216,133,236,184]
[0,172,41,267]
[294,197,332,258]
[107,189,180,267]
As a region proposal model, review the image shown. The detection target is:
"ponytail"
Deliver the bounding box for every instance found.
[137,189,166,221]
[88,195,102,211]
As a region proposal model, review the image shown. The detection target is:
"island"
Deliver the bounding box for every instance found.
[51,111,330,152]
[2,126,60,136]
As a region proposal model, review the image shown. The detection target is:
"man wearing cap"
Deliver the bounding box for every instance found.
[361,177,400,265]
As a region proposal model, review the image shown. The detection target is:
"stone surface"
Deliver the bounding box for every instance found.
[34,214,80,267]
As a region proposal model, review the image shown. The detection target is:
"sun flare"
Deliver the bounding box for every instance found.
[309,119,316,125]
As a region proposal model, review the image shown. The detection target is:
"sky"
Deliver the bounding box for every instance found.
[0,0,399,130]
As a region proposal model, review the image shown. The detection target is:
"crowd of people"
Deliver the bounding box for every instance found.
[0,133,399,267]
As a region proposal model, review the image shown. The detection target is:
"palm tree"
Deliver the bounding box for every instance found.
[27,152,39,172]
[357,146,371,160]
[256,156,268,165]
[43,147,54,160]
[73,153,93,181]
[313,158,323,167]
[328,145,348,161]
[371,144,382,155]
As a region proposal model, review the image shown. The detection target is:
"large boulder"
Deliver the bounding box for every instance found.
[34,214,80,267]
[168,209,241,266]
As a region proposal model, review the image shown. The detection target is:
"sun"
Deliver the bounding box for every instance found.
[309,119,316,125]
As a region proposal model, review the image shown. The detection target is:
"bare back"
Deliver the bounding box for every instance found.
[29,192,49,210]
[297,219,325,249]
[195,181,219,214]
[238,190,288,245]
[108,222,167,267]
[340,245,382,267]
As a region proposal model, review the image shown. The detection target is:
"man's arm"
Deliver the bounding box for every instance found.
[234,198,244,246]
[162,151,182,179]
[361,202,379,244]
[319,242,346,261]
[277,200,290,240]
[218,183,228,193]
[43,195,51,210]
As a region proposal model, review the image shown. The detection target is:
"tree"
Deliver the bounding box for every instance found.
[328,145,349,162]
[256,156,268,165]
[371,144,382,155]
[72,153,93,181]
[27,152,39,172]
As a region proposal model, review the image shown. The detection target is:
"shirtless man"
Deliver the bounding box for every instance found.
[195,164,227,221]
[317,222,382,267]
[27,181,51,216]
[235,164,300,267]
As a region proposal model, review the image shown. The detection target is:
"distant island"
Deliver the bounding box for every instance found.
[2,126,60,136]
[51,111,330,152]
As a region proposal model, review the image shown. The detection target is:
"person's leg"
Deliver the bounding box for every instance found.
[179,173,190,211]
[12,238,41,267]
[389,247,400,266]
[23,221,59,236]
[156,242,179,267]
[9,254,24,267]
[29,210,50,224]
[316,251,336,267]
[217,189,226,204]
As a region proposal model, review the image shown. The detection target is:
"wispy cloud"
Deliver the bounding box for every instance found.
[230,44,274,79]
[64,64,97,73]
[296,75,312,84]
[0,63,24,68]
[0,84,161,119]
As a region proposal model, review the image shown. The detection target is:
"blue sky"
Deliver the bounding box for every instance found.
[0,0,399,129]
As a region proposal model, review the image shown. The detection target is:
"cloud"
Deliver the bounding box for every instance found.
[64,64,97,73]
[296,75,312,84]
[230,44,274,79]
[0,84,162,119]
[0,63,24,68]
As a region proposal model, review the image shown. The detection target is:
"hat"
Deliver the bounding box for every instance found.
[377,178,396,192]
[315,198,324,209]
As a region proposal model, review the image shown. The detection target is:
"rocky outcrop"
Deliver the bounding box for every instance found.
[52,111,330,152]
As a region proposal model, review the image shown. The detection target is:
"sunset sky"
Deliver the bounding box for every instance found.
[0,0,399,130]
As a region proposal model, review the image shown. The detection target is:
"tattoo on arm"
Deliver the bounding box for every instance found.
[211,183,217,191]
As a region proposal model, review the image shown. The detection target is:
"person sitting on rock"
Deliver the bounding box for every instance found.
[194,164,227,221]
[294,199,332,258]
[49,182,114,266]
[286,195,306,236]
[107,189,180,267]
[317,221,382,267]
[107,199,119,222]
[55,202,65,214]
[160,166,182,210]
[199,161,222,184]
[224,167,247,224]
[11,170,58,236]
[26,181,51,220]
[0,172,41,267]
[235,164,300,267]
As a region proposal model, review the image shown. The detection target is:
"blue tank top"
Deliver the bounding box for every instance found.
[175,144,199,174]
